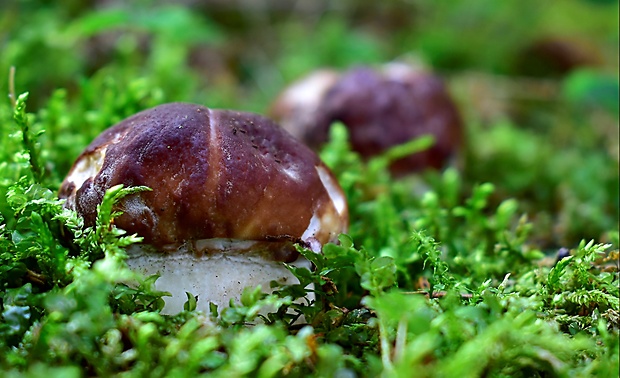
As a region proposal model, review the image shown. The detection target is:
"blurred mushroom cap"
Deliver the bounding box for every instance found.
[271,63,464,175]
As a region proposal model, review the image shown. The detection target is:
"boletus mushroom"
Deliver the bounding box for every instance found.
[59,103,348,314]
[271,63,463,175]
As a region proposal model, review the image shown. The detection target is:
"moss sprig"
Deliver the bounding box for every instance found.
[12,92,44,184]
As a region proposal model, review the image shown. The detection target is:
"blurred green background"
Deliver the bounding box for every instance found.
[0,0,618,247]
[2,0,618,108]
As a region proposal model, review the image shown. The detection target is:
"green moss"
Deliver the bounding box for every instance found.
[0,1,618,376]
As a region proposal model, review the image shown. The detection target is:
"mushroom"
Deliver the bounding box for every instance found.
[514,37,602,77]
[270,63,463,175]
[59,102,348,314]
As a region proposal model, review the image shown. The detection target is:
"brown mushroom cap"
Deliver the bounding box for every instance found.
[515,37,602,77]
[59,102,348,255]
[271,63,464,175]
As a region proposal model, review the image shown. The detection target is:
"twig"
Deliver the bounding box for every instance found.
[26,269,47,286]
[379,320,394,375]
[9,66,16,107]
[393,317,408,363]
[405,290,473,299]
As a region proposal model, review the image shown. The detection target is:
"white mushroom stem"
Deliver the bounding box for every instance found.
[126,242,313,315]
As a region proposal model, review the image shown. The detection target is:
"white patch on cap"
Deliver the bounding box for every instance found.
[282,70,338,112]
[65,147,107,192]
[65,130,128,194]
[315,165,346,216]
[122,195,158,232]
[281,164,301,182]
[301,213,321,241]
[276,70,339,139]
[382,61,425,81]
